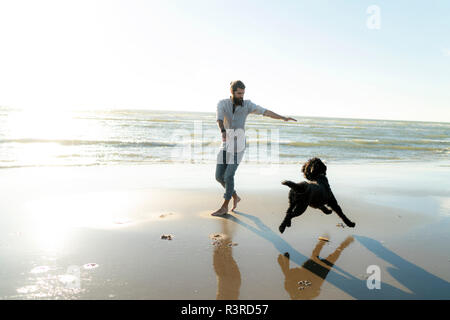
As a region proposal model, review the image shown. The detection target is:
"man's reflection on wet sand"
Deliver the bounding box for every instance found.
[212,218,241,300]
[278,236,354,299]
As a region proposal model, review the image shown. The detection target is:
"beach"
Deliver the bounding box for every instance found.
[1,0,450,303]
[1,161,449,299]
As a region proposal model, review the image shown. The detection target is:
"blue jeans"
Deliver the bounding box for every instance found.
[215,150,239,200]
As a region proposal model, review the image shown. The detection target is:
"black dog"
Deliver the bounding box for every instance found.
[279,158,356,233]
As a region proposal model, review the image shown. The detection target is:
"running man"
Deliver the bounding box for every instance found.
[211,80,297,216]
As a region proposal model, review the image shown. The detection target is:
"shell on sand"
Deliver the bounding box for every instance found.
[209,233,228,240]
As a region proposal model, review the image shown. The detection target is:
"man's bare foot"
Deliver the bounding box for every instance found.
[211,206,228,216]
[231,195,241,212]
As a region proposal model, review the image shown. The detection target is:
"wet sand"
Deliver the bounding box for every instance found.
[0,162,449,299]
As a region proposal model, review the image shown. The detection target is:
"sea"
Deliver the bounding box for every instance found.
[0,106,448,169]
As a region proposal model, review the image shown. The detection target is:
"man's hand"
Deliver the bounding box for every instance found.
[221,131,227,142]
[263,110,297,122]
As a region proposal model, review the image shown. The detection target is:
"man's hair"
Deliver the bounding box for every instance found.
[230,80,245,93]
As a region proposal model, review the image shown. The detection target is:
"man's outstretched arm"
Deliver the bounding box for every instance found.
[247,99,296,122]
[263,109,297,122]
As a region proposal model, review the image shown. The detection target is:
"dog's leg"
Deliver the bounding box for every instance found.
[279,216,292,234]
[279,203,308,234]
[291,203,308,218]
[279,205,295,234]
[328,199,356,228]
[318,205,332,215]
[285,204,295,227]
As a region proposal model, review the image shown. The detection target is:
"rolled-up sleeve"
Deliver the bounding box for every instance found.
[247,100,266,115]
[216,100,224,121]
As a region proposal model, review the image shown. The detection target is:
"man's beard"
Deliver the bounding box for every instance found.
[232,96,243,106]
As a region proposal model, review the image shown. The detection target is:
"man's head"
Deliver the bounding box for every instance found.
[230,80,245,105]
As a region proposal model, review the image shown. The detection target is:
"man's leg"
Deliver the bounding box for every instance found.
[215,161,226,189]
[212,151,231,216]
[224,153,241,211]
[211,152,239,216]
[216,163,238,198]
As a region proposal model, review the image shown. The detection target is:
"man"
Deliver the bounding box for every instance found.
[211,80,297,216]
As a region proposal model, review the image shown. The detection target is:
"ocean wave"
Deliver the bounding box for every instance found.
[73,116,201,124]
[0,137,228,148]
[423,134,450,139]
[1,109,448,168]
[2,137,447,152]
[55,154,83,158]
[3,157,440,169]
[0,163,103,170]
[281,140,449,151]
[0,138,178,147]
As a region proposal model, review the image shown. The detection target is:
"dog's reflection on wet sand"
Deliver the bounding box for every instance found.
[278,236,354,299]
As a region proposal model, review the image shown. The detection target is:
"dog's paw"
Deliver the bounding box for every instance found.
[279,224,286,234]
[286,219,291,227]
[347,221,356,228]
[281,180,289,185]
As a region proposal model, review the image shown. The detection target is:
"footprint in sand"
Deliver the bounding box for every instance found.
[210,233,224,246]
[209,233,238,247]
[209,233,225,240]
[83,263,99,270]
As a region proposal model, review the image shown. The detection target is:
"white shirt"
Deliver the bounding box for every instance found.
[216,97,267,163]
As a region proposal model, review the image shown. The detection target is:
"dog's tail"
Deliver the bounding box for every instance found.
[281,180,309,194]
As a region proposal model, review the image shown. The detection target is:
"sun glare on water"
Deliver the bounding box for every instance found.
[4,108,104,167]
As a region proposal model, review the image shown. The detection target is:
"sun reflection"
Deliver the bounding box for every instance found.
[4,108,104,166]
[6,108,90,140]
[23,191,138,252]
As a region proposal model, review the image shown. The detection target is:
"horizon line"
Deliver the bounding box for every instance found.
[1,104,448,125]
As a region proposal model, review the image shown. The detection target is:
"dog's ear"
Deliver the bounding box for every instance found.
[321,160,327,175]
[317,159,325,174]
[309,161,315,176]
[302,158,315,180]
[301,161,308,178]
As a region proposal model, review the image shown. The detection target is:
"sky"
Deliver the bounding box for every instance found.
[0,0,449,122]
